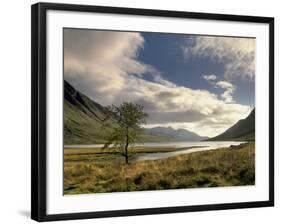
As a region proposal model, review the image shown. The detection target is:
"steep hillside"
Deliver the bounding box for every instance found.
[209,109,255,141]
[64,80,110,144]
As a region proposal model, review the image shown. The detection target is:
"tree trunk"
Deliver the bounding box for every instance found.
[125,132,129,164]
[125,151,128,164]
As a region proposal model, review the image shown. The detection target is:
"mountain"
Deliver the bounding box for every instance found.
[146,127,208,142]
[64,80,110,144]
[64,80,207,144]
[209,109,255,141]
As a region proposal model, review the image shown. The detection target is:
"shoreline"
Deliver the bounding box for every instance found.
[64,145,208,156]
[64,142,246,162]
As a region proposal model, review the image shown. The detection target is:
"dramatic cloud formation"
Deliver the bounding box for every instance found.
[64,29,147,101]
[183,36,255,80]
[64,29,251,137]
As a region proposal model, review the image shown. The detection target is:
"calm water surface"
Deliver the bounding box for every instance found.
[65,141,245,161]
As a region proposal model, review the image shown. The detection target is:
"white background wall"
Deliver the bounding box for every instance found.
[0,0,279,223]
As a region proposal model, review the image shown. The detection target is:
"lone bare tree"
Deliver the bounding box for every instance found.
[103,102,148,164]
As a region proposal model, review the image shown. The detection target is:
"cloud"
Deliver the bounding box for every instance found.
[64,29,251,137]
[64,29,148,101]
[183,36,255,80]
[202,74,236,104]
[202,74,217,81]
[216,81,233,89]
[215,81,236,103]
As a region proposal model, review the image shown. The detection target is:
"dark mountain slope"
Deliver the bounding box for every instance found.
[209,109,255,141]
[64,80,110,144]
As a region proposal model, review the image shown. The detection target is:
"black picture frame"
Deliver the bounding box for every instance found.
[31,2,274,222]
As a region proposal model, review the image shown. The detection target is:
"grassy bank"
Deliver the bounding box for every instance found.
[64,143,255,194]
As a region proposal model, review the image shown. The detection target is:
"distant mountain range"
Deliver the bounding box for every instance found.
[64,80,207,144]
[208,108,255,141]
[146,127,208,142]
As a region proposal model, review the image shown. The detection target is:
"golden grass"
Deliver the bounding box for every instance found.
[64,143,255,194]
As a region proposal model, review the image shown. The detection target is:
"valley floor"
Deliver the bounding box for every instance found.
[64,143,255,195]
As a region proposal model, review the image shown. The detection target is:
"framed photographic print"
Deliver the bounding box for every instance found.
[31,2,274,222]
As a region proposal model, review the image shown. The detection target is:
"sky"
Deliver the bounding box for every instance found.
[64,28,255,137]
